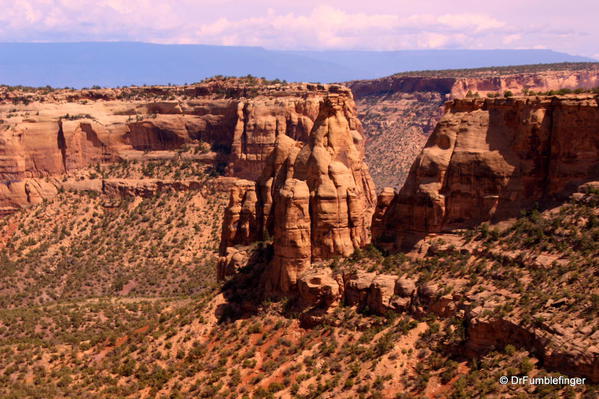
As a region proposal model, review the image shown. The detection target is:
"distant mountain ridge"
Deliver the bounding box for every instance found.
[0,42,595,88]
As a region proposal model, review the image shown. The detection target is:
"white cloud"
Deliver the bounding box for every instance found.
[502,34,522,45]
[0,1,594,57]
[0,2,511,49]
[436,14,506,33]
[192,6,512,50]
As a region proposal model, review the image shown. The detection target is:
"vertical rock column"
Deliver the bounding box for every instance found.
[265,95,376,293]
[267,179,312,293]
[218,92,377,296]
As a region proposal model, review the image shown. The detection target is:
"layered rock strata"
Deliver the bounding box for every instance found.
[374,96,599,250]
[0,81,349,214]
[349,67,599,99]
[219,96,377,293]
[348,65,599,189]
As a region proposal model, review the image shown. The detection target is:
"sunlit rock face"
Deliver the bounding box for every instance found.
[374,96,599,250]
[220,94,377,294]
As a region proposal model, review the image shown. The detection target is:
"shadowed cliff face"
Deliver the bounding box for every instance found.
[219,95,377,294]
[0,81,349,214]
[373,95,599,250]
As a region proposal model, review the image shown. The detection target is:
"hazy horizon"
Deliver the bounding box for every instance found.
[0,43,595,88]
[2,1,598,87]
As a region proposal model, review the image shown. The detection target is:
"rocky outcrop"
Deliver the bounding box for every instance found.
[374,96,599,250]
[295,266,599,382]
[101,179,206,197]
[220,95,377,294]
[0,178,60,216]
[219,179,260,253]
[465,304,599,383]
[348,64,599,189]
[0,81,350,214]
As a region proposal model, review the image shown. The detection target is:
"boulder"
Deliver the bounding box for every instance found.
[344,271,376,308]
[217,247,249,281]
[395,277,417,297]
[297,267,342,309]
[367,274,398,314]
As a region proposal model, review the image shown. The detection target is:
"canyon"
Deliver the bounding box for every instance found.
[349,62,599,189]
[0,67,598,398]
[0,79,350,214]
[3,64,599,213]
[218,93,599,384]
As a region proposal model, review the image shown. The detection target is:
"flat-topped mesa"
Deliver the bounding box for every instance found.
[220,95,377,294]
[450,69,599,98]
[349,66,599,98]
[374,95,599,250]
[0,81,352,214]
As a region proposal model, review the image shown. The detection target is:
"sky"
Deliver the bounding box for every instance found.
[0,0,597,59]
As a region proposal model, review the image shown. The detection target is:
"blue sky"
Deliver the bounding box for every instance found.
[1,0,597,59]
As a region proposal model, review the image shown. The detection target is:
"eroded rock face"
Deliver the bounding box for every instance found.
[348,66,599,189]
[0,81,346,214]
[219,179,259,254]
[220,95,377,294]
[0,178,59,216]
[217,247,250,282]
[268,178,313,293]
[374,96,599,250]
[371,187,395,241]
[297,267,342,309]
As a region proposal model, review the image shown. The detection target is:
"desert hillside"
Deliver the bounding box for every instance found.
[0,77,597,398]
[2,167,596,398]
[0,185,599,399]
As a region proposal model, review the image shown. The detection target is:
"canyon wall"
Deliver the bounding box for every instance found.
[374,95,599,249]
[350,68,599,99]
[0,81,348,214]
[219,95,377,294]
[349,64,599,189]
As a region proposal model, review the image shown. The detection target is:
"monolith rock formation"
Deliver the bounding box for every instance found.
[219,95,377,294]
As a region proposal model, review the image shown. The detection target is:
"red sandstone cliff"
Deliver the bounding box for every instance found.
[0,81,351,214]
[373,95,599,249]
[219,95,377,293]
[348,64,599,189]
